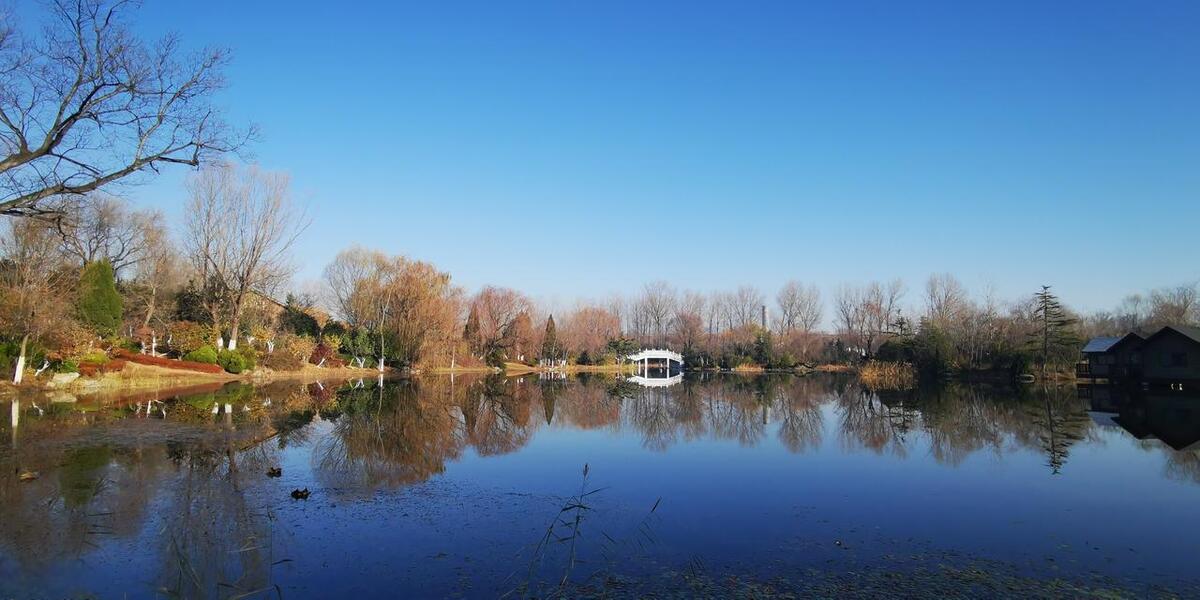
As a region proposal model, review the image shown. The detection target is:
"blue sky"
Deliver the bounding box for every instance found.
[57,1,1200,312]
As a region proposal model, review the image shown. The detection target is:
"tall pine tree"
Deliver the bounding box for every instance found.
[541,314,559,361]
[463,304,482,354]
[1029,285,1080,377]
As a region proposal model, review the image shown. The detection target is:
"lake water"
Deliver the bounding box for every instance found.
[1,373,1198,598]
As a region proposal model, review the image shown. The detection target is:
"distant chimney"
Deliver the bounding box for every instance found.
[761,304,767,330]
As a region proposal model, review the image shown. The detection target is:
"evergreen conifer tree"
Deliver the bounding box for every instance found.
[1029,285,1079,377]
[463,305,482,354]
[78,260,123,336]
[541,314,559,361]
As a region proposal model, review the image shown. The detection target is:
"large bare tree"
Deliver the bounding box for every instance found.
[923,273,968,328]
[775,280,822,334]
[125,208,180,348]
[561,304,621,357]
[638,280,677,344]
[0,0,249,217]
[53,193,158,274]
[719,285,764,330]
[183,163,306,350]
[0,218,72,382]
[470,286,534,356]
[834,280,904,359]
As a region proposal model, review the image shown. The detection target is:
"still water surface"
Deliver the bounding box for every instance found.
[1,373,1198,598]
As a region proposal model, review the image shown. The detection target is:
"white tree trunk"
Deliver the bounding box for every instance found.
[12,335,29,385]
[266,339,275,354]
[227,336,237,351]
[378,356,385,372]
[217,336,225,350]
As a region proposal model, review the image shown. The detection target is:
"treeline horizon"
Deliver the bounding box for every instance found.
[3,169,1197,382]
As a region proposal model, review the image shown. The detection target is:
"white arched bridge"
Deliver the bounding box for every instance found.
[627,349,684,387]
[627,348,684,369]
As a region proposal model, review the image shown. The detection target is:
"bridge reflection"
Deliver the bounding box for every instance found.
[628,373,684,388]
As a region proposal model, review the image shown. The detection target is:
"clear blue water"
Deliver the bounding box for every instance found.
[1,373,1197,598]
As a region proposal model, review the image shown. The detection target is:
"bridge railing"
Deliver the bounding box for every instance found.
[626,348,685,363]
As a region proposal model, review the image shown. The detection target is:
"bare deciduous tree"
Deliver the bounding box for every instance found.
[54,194,158,275]
[924,273,967,328]
[1116,293,1148,332]
[183,163,307,350]
[726,285,764,329]
[324,246,390,330]
[470,286,534,356]
[0,1,250,217]
[671,291,707,353]
[561,304,621,358]
[126,209,181,350]
[0,218,71,382]
[775,280,822,334]
[834,280,904,359]
[1148,284,1198,329]
[325,248,462,369]
[638,280,677,344]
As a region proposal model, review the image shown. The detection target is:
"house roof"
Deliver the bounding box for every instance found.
[1173,325,1200,344]
[1082,331,1145,353]
[1082,336,1122,353]
[1145,325,1200,346]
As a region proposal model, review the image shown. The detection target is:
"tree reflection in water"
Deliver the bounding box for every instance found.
[301,374,1179,482]
[315,378,462,494]
[0,374,1196,597]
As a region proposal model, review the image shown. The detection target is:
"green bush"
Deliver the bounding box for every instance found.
[218,349,247,374]
[184,345,219,364]
[278,295,321,337]
[0,339,48,370]
[322,321,348,339]
[235,346,257,370]
[56,359,80,374]
[77,260,123,336]
[169,321,214,355]
[79,350,109,364]
[0,340,18,369]
[485,348,506,368]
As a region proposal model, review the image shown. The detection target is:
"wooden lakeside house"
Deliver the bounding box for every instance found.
[1140,325,1200,386]
[1077,332,1144,380]
[1079,325,1200,388]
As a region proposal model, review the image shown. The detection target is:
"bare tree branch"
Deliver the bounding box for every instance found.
[0,0,253,217]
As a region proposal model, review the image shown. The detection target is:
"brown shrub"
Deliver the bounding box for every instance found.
[859,360,917,390]
[261,333,316,371]
[309,343,346,368]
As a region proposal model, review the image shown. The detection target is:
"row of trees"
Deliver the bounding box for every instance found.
[4,180,1197,383]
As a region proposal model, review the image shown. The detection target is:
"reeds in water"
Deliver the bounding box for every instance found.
[859,361,917,390]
